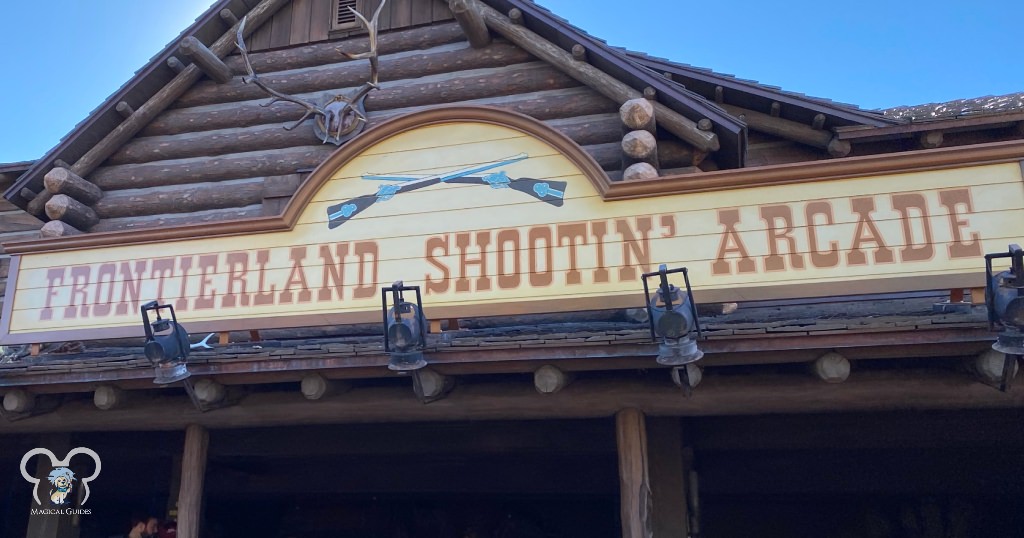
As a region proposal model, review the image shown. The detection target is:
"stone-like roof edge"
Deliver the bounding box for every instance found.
[882,92,1024,122]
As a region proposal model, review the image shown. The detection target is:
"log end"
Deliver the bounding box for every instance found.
[619,98,655,131]
[827,137,852,158]
[40,220,83,238]
[622,162,659,181]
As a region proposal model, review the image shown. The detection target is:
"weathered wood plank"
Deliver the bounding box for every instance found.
[391,0,412,29]
[308,0,332,41]
[249,17,273,50]
[411,0,434,25]
[145,62,578,135]
[92,147,333,190]
[433,0,455,21]
[93,178,266,218]
[0,210,43,233]
[178,40,531,108]
[91,205,265,233]
[289,0,313,46]
[269,1,294,49]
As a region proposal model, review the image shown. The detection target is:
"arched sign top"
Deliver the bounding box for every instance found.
[283,106,612,229]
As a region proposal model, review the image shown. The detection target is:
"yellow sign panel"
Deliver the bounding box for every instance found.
[3,109,1023,343]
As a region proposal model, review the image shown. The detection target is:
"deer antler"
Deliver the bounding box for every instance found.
[235,17,326,131]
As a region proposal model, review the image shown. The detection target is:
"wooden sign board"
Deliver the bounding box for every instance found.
[3,108,1023,344]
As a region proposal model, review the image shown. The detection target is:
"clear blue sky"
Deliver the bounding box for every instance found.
[0,0,1021,163]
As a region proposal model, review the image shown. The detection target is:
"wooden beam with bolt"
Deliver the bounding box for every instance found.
[179,37,234,84]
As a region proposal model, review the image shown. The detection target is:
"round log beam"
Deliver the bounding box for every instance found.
[827,137,852,158]
[45,194,99,230]
[94,385,129,411]
[116,101,135,118]
[300,372,351,400]
[622,130,658,161]
[43,167,103,204]
[3,389,35,414]
[449,0,491,49]
[919,131,944,150]
[620,98,655,133]
[811,351,851,383]
[193,379,227,406]
[622,162,659,181]
[970,349,1019,386]
[219,8,240,26]
[413,368,454,403]
[534,365,573,394]
[179,36,233,84]
[40,220,83,238]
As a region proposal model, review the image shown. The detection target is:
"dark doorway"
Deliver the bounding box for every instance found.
[204,420,619,538]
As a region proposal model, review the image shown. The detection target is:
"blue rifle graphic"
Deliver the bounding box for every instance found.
[325,153,567,229]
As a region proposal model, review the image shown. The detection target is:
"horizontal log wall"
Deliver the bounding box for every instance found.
[248,0,454,52]
[83,20,684,229]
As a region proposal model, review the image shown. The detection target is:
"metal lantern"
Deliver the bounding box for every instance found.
[642,264,704,366]
[381,281,428,371]
[140,301,192,384]
[984,244,1024,391]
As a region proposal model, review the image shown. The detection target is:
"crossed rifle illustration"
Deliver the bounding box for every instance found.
[326,153,567,229]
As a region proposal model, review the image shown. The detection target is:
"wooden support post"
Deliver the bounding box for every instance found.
[919,130,944,149]
[647,418,689,537]
[571,44,587,62]
[533,364,572,394]
[43,168,103,204]
[811,351,851,383]
[166,56,186,74]
[469,0,719,152]
[412,368,454,403]
[218,332,230,345]
[179,37,233,84]
[45,194,99,231]
[300,373,351,400]
[115,101,135,118]
[616,408,652,538]
[93,385,130,410]
[177,424,209,538]
[41,220,83,238]
[30,343,41,356]
[219,8,240,26]
[449,0,491,48]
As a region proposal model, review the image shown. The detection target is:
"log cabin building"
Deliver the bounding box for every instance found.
[1,1,1024,537]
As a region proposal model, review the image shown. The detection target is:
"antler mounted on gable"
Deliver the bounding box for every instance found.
[235,0,386,145]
